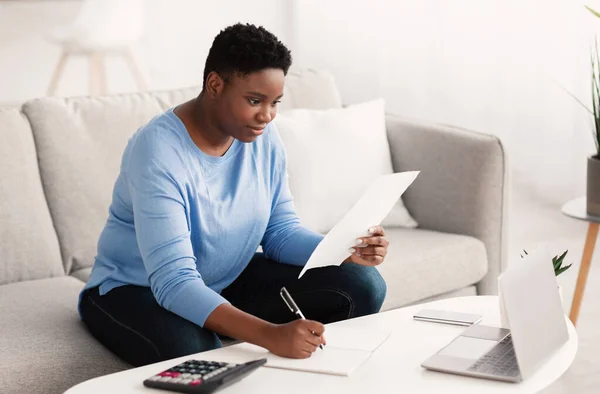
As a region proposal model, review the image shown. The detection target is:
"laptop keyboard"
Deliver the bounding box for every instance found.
[467,335,521,378]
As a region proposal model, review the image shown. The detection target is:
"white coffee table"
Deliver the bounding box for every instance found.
[64,296,577,394]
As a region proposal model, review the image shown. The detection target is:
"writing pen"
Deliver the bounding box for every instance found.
[279,286,324,350]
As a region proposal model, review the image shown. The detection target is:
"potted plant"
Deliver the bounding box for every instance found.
[577,6,600,215]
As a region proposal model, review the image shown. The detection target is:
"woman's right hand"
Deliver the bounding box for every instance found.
[264,320,326,358]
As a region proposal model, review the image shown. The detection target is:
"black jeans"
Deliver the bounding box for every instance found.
[80,253,387,367]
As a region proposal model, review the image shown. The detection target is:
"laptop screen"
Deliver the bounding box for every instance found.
[498,246,569,379]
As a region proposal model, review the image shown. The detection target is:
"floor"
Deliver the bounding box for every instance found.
[508,179,600,393]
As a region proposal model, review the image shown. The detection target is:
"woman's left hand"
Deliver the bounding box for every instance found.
[346,226,389,266]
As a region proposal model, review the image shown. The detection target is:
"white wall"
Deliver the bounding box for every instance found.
[142,0,290,91]
[291,0,600,204]
[0,0,290,103]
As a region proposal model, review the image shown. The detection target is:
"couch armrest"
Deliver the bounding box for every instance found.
[386,114,509,295]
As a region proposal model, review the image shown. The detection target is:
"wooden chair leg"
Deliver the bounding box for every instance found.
[89,52,107,96]
[47,51,69,96]
[124,49,147,91]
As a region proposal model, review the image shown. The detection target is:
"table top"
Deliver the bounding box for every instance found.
[562,196,600,223]
[64,296,578,394]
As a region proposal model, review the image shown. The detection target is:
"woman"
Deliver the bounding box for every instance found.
[79,23,388,367]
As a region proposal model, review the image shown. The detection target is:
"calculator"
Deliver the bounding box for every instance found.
[143,358,267,393]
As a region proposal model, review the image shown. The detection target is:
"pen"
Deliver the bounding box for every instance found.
[279,286,324,350]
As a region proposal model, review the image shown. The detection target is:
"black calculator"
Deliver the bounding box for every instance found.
[143,358,267,393]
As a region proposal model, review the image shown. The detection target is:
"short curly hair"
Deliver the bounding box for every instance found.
[203,23,292,88]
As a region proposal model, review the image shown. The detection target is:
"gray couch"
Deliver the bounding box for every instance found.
[0,70,508,393]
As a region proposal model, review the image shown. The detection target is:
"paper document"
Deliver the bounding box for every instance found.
[299,171,419,278]
[235,325,391,376]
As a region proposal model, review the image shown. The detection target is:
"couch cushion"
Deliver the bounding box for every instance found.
[0,276,130,394]
[22,94,174,274]
[275,99,418,234]
[70,267,92,282]
[377,228,488,310]
[154,86,200,109]
[0,109,63,285]
[279,68,343,111]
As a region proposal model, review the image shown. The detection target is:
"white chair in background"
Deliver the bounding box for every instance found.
[47,0,147,96]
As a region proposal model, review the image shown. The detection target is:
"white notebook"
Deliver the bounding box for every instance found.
[236,325,390,376]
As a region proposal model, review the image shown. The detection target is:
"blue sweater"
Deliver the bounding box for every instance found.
[80,109,324,327]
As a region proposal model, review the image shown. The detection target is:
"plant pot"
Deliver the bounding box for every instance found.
[588,156,600,216]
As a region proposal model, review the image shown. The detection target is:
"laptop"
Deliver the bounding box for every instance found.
[421,246,570,382]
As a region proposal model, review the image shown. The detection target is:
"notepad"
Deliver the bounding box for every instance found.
[236,325,391,376]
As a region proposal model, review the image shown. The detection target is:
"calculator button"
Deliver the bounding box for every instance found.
[181,378,192,384]
[171,378,183,383]
[159,372,178,377]
[190,374,202,379]
[159,377,172,382]
[148,376,161,381]
[181,373,191,378]
[190,380,203,386]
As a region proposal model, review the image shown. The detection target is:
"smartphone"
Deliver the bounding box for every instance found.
[413,309,483,326]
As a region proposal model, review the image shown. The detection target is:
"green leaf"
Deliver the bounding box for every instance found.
[586,5,600,19]
[550,250,570,276]
[556,264,572,276]
[592,52,598,118]
[556,79,594,115]
[594,39,600,154]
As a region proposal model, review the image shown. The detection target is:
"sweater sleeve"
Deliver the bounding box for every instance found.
[260,126,325,266]
[126,131,228,327]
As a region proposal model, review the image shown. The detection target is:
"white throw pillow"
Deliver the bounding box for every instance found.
[273,99,418,234]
